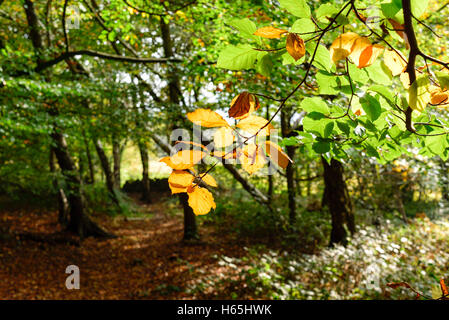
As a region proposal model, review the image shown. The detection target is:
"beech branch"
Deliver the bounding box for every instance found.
[35,50,181,72]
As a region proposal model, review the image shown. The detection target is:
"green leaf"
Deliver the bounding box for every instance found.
[360,95,381,121]
[217,45,259,70]
[312,141,331,153]
[315,3,338,22]
[306,42,332,72]
[300,97,329,114]
[290,18,315,39]
[227,18,260,44]
[278,0,311,18]
[365,60,392,85]
[411,0,429,18]
[426,134,448,156]
[435,71,449,91]
[256,54,273,77]
[303,112,334,138]
[368,85,395,104]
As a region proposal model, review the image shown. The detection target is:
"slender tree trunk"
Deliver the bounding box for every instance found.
[321,157,355,246]
[49,149,69,226]
[82,130,95,184]
[93,139,121,209]
[160,19,197,240]
[112,137,121,189]
[281,108,297,226]
[138,142,151,203]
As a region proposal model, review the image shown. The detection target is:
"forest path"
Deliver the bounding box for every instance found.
[0,194,245,299]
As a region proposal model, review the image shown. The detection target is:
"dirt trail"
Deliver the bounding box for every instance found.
[0,194,244,299]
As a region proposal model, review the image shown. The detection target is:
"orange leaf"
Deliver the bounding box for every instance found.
[187,108,229,127]
[286,33,305,61]
[440,278,449,297]
[236,115,274,136]
[187,186,216,215]
[349,37,383,68]
[265,141,292,169]
[229,91,260,120]
[253,26,288,39]
[160,150,206,170]
[329,32,360,63]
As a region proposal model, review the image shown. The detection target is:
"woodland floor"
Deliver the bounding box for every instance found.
[0,193,249,299]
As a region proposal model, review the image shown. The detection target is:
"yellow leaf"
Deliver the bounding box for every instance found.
[409,76,431,112]
[199,173,218,187]
[229,91,259,120]
[329,32,360,63]
[187,108,229,127]
[253,26,288,39]
[265,141,292,169]
[384,49,407,76]
[160,150,206,170]
[239,144,266,175]
[236,115,274,136]
[430,86,449,107]
[349,37,383,68]
[286,33,305,61]
[214,127,235,148]
[187,186,216,215]
[168,170,194,193]
[400,72,411,89]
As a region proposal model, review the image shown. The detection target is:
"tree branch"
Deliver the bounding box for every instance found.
[35,50,181,72]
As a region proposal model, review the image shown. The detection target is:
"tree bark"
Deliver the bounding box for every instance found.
[112,137,121,189]
[321,157,355,246]
[82,130,95,184]
[93,139,121,209]
[281,108,297,225]
[138,142,152,203]
[49,149,69,226]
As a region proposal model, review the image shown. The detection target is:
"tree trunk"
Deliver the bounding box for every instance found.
[82,130,95,184]
[180,193,198,241]
[51,131,114,239]
[160,19,197,240]
[321,157,355,246]
[93,139,121,209]
[112,137,121,189]
[281,108,297,226]
[138,142,152,203]
[49,149,69,226]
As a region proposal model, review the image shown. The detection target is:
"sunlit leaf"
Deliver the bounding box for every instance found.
[265,141,292,169]
[236,116,274,136]
[214,127,235,148]
[187,108,229,127]
[187,186,216,215]
[286,33,305,61]
[253,26,288,39]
